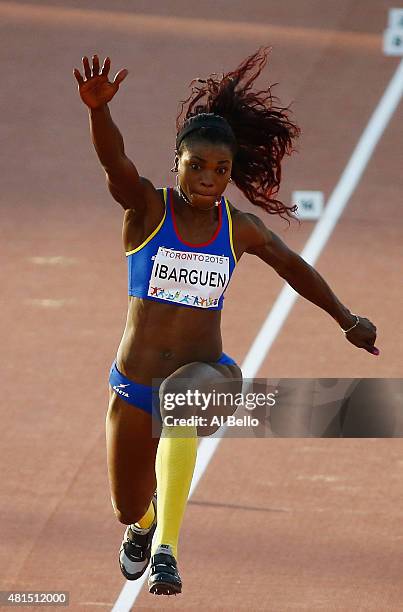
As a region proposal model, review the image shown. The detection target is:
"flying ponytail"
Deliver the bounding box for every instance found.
[176,46,301,223]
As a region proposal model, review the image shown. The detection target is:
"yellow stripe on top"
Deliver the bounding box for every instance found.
[125,187,167,256]
[224,197,238,264]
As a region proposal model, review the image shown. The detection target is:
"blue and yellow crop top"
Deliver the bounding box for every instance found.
[126,187,237,310]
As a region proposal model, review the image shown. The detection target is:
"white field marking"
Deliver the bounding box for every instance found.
[78,604,114,607]
[29,256,78,265]
[25,298,76,308]
[295,475,342,482]
[111,58,403,611]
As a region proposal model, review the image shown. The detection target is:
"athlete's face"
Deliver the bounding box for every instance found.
[177,140,233,210]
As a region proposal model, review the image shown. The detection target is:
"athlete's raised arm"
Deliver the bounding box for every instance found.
[74,55,154,211]
[241,212,379,355]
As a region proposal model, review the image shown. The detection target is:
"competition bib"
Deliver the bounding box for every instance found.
[147,247,230,308]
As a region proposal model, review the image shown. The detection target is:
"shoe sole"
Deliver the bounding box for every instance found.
[149,580,182,595]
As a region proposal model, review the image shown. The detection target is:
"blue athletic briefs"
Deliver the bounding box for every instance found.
[109,352,237,418]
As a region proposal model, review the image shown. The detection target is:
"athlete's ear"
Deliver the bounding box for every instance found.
[170,152,179,173]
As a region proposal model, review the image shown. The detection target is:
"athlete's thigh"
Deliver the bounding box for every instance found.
[159,361,243,436]
[106,387,161,522]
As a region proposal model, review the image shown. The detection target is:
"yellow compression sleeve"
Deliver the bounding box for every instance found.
[134,499,155,530]
[151,425,198,559]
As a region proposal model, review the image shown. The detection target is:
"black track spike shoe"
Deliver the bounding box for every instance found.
[148,544,182,595]
[119,494,157,580]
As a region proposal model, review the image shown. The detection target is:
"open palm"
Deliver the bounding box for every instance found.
[73,55,128,109]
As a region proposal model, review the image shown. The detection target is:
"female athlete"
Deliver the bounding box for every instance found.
[73,47,379,596]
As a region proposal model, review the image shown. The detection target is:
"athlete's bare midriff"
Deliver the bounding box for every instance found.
[116,296,223,384]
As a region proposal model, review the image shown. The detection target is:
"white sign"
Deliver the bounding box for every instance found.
[383,28,403,55]
[292,191,324,220]
[388,8,403,29]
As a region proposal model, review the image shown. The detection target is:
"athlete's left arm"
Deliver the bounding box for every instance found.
[242,213,379,355]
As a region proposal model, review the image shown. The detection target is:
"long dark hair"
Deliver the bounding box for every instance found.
[176,46,301,223]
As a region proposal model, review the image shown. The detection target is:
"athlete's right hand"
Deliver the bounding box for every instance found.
[73,55,128,109]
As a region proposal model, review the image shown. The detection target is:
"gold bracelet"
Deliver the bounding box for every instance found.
[342,314,360,334]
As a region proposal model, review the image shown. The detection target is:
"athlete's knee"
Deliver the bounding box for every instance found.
[111,496,152,526]
[113,505,150,526]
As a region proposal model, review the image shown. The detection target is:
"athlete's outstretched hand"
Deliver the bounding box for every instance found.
[73,55,128,109]
[343,315,380,356]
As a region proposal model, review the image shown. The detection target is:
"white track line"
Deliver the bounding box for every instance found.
[111,58,403,611]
